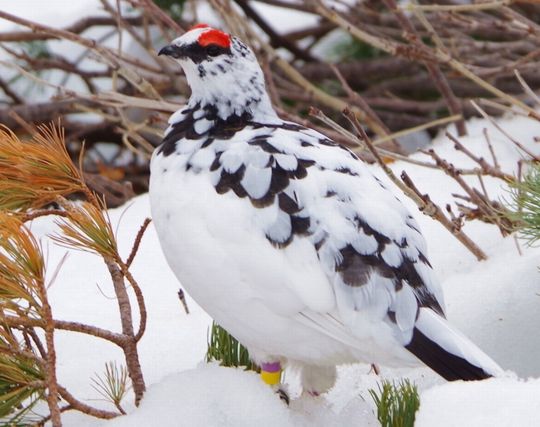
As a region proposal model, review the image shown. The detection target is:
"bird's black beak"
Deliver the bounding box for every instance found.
[158,44,182,58]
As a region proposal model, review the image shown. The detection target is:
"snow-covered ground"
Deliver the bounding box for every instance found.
[19,111,540,427]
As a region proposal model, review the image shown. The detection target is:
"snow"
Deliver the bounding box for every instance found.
[102,366,291,427]
[416,377,540,427]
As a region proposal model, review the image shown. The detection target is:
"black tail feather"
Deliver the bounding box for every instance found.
[405,327,491,381]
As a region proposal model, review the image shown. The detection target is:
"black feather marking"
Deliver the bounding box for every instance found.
[314,235,327,251]
[418,251,432,267]
[201,137,214,148]
[335,244,395,287]
[336,248,373,287]
[395,237,408,248]
[210,152,222,171]
[197,64,206,78]
[231,181,248,198]
[250,192,275,208]
[291,215,310,235]
[319,138,336,146]
[290,159,315,179]
[269,166,290,194]
[417,292,444,315]
[248,137,283,154]
[278,193,300,214]
[335,166,358,176]
[406,327,491,381]
[215,165,245,195]
[266,231,293,249]
[394,259,424,289]
[355,216,391,249]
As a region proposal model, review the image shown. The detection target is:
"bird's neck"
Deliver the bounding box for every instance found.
[187,91,278,124]
[183,63,280,123]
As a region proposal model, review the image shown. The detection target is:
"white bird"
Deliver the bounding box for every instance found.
[150,24,502,397]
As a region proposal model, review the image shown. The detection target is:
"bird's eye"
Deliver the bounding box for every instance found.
[206,45,221,57]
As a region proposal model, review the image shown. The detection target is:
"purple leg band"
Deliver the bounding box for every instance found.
[261,361,281,372]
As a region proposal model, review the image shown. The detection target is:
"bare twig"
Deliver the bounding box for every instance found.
[445,132,514,181]
[125,218,152,268]
[57,385,119,420]
[178,288,190,315]
[382,0,467,136]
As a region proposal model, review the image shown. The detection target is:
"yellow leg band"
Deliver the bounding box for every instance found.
[261,369,281,386]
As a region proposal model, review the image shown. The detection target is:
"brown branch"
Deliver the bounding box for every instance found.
[104,256,145,405]
[0,76,23,104]
[483,128,501,170]
[22,209,70,222]
[382,0,467,136]
[2,315,127,346]
[120,266,147,343]
[0,15,145,42]
[129,0,184,34]
[445,132,513,181]
[126,218,152,268]
[25,327,47,359]
[329,63,402,153]
[424,148,514,235]
[83,173,136,209]
[234,0,314,61]
[0,10,161,99]
[57,385,119,420]
[36,279,62,426]
[0,99,97,131]
[177,289,190,315]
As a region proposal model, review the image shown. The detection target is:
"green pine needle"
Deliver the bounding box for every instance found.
[0,350,45,426]
[369,379,420,427]
[91,361,130,414]
[506,164,540,245]
[206,322,258,371]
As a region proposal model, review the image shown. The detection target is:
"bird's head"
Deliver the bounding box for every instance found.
[159,24,276,121]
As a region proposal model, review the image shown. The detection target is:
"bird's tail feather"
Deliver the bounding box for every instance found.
[406,308,502,381]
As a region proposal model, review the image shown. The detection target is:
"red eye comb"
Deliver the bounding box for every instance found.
[197,28,231,49]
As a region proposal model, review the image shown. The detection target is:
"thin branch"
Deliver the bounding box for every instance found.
[0,15,144,42]
[405,1,513,13]
[329,63,401,152]
[2,315,127,346]
[125,218,152,268]
[37,280,62,426]
[382,0,467,136]
[57,385,119,420]
[470,100,540,161]
[445,132,514,181]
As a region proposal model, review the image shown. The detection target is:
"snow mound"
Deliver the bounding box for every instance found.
[99,363,378,427]
[103,365,290,427]
[416,377,540,426]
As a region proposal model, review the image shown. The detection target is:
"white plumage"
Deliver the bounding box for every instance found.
[150,25,502,395]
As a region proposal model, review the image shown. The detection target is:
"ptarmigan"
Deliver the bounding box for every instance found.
[151,24,502,397]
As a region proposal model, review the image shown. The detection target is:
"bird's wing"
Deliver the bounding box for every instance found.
[255,123,503,377]
[209,119,444,344]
